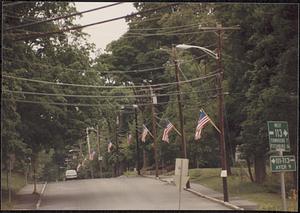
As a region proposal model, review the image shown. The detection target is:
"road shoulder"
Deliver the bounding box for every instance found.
[13,183,46,210]
[144,175,258,210]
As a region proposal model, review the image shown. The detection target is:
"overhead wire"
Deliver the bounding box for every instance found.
[121,30,218,38]
[127,23,200,31]
[3,1,28,7]
[126,25,199,35]
[4,14,39,23]
[2,71,219,89]
[3,57,169,74]
[2,87,218,99]
[3,49,212,74]
[5,2,124,31]
[12,3,178,41]
[2,97,212,108]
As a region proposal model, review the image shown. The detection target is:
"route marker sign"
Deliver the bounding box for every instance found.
[270,155,296,172]
[267,121,290,151]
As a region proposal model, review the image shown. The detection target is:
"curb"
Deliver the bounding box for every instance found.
[184,188,244,211]
[155,176,243,211]
[36,181,47,209]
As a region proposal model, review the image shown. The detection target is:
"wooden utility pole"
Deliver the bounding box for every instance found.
[172,46,187,159]
[96,125,102,178]
[134,105,141,175]
[216,24,229,202]
[8,156,12,204]
[172,46,190,188]
[150,86,159,177]
[86,127,94,179]
[115,113,120,176]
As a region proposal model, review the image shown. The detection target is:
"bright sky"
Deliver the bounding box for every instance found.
[74,2,137,55]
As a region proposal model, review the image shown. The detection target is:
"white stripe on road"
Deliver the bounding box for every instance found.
[36,181,48,209]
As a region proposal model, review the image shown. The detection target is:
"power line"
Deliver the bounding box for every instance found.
[5,2,124,31]
[3,87,217,99]
[3,58,168,74]
[2,97,203,108]
[125,27,204,36]
[2,71,219,89]
[128,15,162,24]
[127,23,199,32]
[3,51,209,74]
[3,56,169,74]
[122,30,217,38]
[13,3,178,41]
[3,1,27,7]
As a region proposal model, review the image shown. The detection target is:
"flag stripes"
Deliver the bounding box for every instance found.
[162,122,174,143]
[108,141,112,153]
[195,110,211,140]
[127,133,132,144]
[141,124,149,142]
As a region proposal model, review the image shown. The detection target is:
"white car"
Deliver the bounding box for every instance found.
[65,169,77,180]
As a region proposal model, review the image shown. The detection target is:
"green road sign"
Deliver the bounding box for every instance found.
[267,121,290,151]
[270,155,296,172]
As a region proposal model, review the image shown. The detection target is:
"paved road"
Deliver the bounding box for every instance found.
[39,176,231,210]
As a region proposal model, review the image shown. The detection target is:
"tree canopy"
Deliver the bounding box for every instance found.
[2,2,298,187]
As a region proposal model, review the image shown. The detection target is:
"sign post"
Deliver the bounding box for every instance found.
[267,121,293,211]
[279,149,287,211]
[174,158,189,210]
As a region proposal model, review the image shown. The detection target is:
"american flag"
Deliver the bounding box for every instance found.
[107,141,113,153]
[76,163,81,172]
[141,125,149,142]
[89,150,96,160]
[162,121,174,143]
[127,133,132,144]
[195,110,211,140]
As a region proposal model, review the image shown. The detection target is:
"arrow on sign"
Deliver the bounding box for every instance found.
[269,131,274,135]
[283,129,288,137]
[271,159,276,164]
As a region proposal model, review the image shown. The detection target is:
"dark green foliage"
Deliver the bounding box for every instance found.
[2,3,298,185]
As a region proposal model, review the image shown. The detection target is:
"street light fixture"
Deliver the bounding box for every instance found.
[176,41,229,202]
[176,44,219,60]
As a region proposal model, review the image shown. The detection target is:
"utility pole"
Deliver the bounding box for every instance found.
[134,105,141,175]
[8,155,12,204]
[86,127,94,179]
[216,24,229,202]
[86,128,91,157]
[150,86,159,178]
[79,141,83,164]
[172,46,190,188]
[96,125,102,178]
[115,113,120,176]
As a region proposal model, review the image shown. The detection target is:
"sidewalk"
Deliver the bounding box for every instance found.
[13,183,44,210]
[145,175,258,210]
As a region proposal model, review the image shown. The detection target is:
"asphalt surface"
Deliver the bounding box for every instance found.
[39,176,231,210]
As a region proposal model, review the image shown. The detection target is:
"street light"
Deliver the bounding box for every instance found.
[176,44,219,60]
[176,41,229,202]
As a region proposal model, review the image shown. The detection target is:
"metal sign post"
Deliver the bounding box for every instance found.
[267,121,294,212]
[279,149,287,211]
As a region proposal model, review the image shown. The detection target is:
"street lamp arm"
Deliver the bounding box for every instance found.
[176,44,219,60]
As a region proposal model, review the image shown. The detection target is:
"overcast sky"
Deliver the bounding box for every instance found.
[74,2,137,54]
